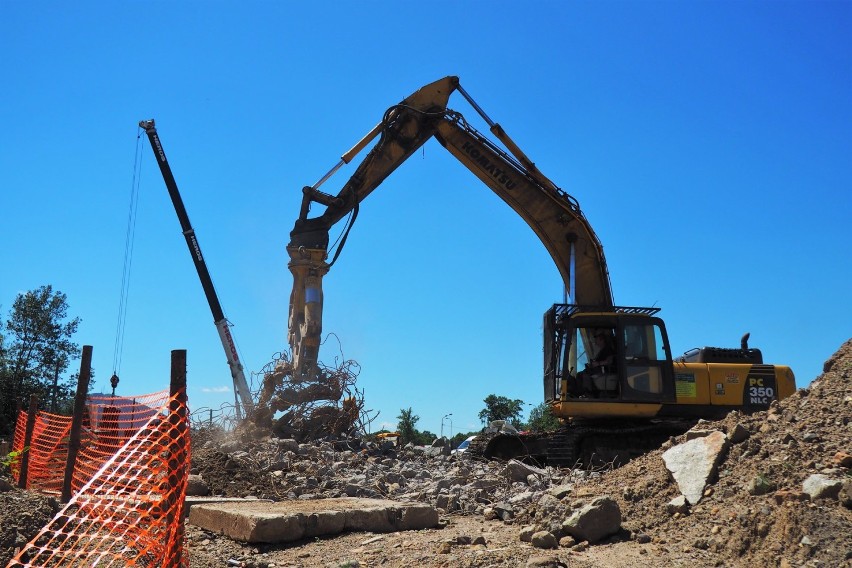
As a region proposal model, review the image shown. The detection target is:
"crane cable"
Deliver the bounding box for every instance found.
[112,129,144,378]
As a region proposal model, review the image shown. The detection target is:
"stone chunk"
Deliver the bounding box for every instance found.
[666,495,689,515]
[186,474,210,497]
[802,474,843,500]
[747,475,777,496]
[547,484,573,500]
[839,480,852,509]
[729,423,750,444]
[561,496,621,544]
[662,431,729,505]
[493,502,515,521]
[506,459,548,483]
[519,525,536,542]
[833,452,852,468]
[531,530,558,549]
[188,498,438,543]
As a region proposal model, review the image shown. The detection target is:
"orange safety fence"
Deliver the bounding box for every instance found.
[23,411,73,493]
[10,391,170,493]
[7,389,190,567]
[71,391,171,495]
[9,409,27,481]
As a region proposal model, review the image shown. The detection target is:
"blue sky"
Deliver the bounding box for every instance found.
[1,1,849,437]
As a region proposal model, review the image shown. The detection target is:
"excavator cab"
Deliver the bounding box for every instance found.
[544,305,677,418]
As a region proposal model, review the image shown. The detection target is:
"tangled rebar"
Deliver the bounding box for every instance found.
[249,345,376,442]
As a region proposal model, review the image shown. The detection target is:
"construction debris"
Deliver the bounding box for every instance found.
[183,338,852,567]
[247,351,371,443]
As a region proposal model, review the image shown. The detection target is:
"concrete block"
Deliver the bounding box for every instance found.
[189,497,439,543]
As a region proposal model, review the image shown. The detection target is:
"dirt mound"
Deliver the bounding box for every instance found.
[576,338,852,567]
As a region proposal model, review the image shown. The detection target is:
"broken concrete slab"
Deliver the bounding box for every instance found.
[188,497,439,543]
[662,430,729,505]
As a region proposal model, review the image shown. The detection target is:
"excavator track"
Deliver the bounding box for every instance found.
[466,419,697,469]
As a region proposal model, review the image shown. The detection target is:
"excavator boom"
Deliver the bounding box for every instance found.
[287,77,612,380]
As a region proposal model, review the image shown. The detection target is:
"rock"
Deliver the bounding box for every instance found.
[662,431,729,505]
[729,423,750,444]
[838,480,852,508]
[685,429,714,440]
[666,495,689,515]
[273,438,300,453]
[802,474,843,500]
[0,478,13,493]
[548,484,572,500]
[527,474,542,488]
[435,494,459,512]
[506,459,548,483]
[493,502,515,521]
[531,530,558,549]
[636,532,652,544]
[519,525,537,542]
[833,452,852,468]
[187,474,211,496]
[561,496,622,544]
[423,446,450,457]
[558,535,577,548]
[747,475,777,496]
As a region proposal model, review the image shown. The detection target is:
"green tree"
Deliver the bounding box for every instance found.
[478,394,525,428]
[0,286,81,434]
[415,430,437,446]
[396,407,419,445]
[526,402,560,432]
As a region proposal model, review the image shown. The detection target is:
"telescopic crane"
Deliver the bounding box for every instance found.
[139,120,255,420]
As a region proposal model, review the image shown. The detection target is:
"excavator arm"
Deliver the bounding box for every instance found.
[287,76,612,380]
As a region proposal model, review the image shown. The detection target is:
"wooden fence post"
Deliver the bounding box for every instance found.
[164,349,188,567]
[61,345,93,502]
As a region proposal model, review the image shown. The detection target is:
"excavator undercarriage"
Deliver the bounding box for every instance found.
[472,419,700,469]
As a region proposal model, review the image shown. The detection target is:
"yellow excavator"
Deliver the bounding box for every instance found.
[286,77,796,466]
